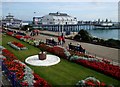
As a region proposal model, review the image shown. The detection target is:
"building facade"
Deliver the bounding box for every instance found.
[2,13,22,28]
[41,12,77,25]
[33,12,79,35]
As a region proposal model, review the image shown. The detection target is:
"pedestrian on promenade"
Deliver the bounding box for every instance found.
[30,31,33,36]
[76,43,81,52]
[58,36,62,45]
[68,42,72,50]
[52,38,56,46]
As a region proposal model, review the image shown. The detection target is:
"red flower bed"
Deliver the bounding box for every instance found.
[15,35,23,39]
[23,35,31,39]
[7,32,13,35]
[33,73,51,87]
[85,80,96,86]
[76,77,108,87]
[20,81,28,86]
[2,49,17,61]
[52,46,67,58]
[4,60,25,80]
[39,44,53,53]
[39,44,67,58]
[12,41,25,48]
[73,59,120,80]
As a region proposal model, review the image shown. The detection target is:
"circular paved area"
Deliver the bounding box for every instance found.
[25,54,60,66]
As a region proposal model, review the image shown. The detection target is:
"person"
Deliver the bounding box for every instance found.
[68,42,72,50]
[58,36,62,45]
[52,38,55,46]
[76,43,81,52]
[81,47,85,53]
[33,31,36,36]
[30,31,33,36]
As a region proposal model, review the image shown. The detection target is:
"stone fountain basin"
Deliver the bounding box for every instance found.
[25,54,60,66]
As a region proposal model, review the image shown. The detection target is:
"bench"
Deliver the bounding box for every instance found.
[68,44,85,53]
[46,39,57,46]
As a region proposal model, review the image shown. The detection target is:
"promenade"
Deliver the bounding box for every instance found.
[32,30,119,65]
[4,28,119,65]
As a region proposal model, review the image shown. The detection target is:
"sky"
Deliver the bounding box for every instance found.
[1,0,120,2]
[2,2,118,22]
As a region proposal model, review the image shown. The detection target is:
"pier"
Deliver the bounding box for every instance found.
[33,23,119,34]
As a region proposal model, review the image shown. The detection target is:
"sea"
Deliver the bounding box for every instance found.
[86,29,120,40]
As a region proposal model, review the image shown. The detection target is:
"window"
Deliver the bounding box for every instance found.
[50,22,53,24]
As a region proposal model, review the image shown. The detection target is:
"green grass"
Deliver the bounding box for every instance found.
[0,41,1,45]
[0,34,2,45]
[2,35,120,86]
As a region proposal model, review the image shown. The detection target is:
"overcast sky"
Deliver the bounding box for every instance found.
[2,1,118,22]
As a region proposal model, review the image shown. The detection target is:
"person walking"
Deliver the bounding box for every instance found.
[58,36,62,45]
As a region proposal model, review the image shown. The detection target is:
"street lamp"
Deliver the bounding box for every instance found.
[61,20,64,36]
[58,19,64,36]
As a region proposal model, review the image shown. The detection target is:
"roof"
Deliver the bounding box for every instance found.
[3,14,22,21]
[2,18,22,21]
[49,12,69,16]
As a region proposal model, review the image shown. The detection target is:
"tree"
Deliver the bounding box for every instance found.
[21,25,32,31]
[74,29,92,42]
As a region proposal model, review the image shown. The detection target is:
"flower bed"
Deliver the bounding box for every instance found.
[8,41,27,50]
[7,32,14,36]
[73,59,120,80]
[39,44,70,59]
[2,48,50,87]
[23,35,31,39]
[76,77,114,87]
[69,55,100,62]
[2,49,17,61]
[15,35,23,40]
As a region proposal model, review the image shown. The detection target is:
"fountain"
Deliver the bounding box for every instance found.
[25,51,60,66]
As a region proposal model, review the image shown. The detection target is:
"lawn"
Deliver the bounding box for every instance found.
[0,34,2,45]
[2,35,120,86]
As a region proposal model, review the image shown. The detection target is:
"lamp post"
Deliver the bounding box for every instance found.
[61,20,64,36]
[58,23,61,36]
[58,20,64,36]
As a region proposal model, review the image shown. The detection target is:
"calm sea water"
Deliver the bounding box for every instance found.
[86,29,120,40]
